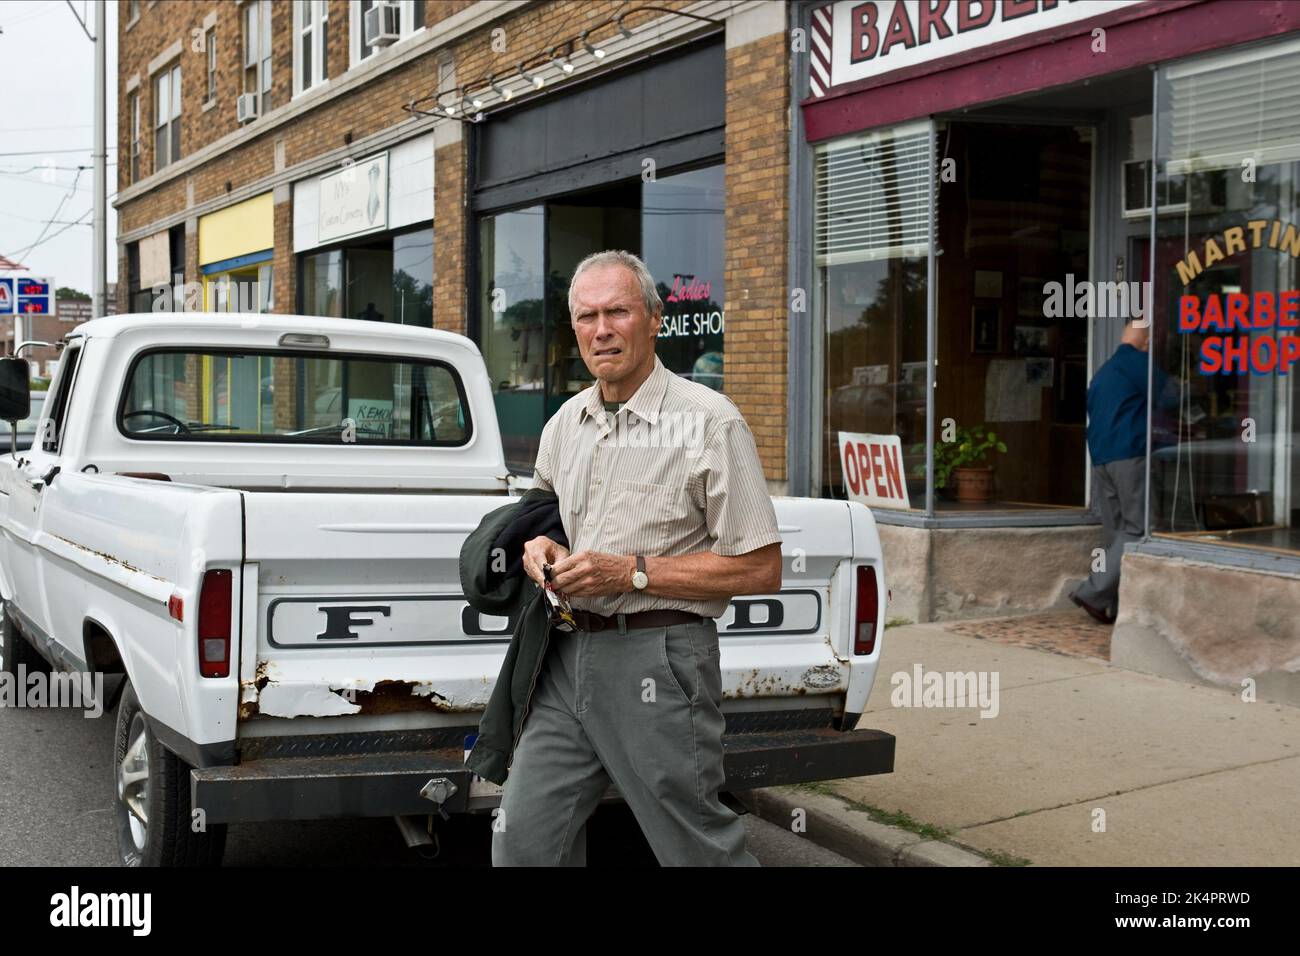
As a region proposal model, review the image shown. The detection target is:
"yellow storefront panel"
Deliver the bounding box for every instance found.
[198,192,274,266]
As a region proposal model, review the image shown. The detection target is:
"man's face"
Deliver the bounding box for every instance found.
[570,264,659,385]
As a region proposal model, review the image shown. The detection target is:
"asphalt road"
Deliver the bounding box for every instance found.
[0,692,857,868]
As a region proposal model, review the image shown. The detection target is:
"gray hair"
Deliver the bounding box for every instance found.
[567,250,663,322]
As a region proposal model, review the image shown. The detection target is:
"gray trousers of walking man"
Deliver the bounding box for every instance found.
[492,618,759,867]
[1074,455,1145,616]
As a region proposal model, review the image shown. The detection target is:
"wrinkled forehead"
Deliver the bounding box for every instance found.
[571,264,642,313]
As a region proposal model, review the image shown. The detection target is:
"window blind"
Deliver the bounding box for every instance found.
[814,121,934,266]
[1164,36,1300,174]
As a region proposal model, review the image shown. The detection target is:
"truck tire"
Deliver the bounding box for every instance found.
[113,679,227,867]
[0,609,48,677]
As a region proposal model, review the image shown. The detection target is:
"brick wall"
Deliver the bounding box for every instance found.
[724,28,789,481]
[432,135,467,335]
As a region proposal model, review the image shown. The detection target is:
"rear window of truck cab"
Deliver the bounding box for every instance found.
[117,348,471,446]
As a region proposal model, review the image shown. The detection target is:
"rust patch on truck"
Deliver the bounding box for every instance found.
[49,534,170,584]
[724,667,802,700]
[349,680,462,715]
[241,668,479,719]
[237,662,274,719]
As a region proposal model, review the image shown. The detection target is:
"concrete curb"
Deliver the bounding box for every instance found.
[738,787,992,868]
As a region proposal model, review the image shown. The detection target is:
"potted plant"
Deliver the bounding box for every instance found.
[910,425,1008,503]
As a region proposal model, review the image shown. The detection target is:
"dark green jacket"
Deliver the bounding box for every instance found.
[461,489,563,785]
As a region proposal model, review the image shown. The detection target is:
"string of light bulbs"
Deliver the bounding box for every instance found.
[403,4,724,124]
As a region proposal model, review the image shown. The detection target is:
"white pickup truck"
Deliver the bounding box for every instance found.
[0,313,893,866]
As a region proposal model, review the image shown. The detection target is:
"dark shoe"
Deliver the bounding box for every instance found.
[1071,592,1116,625]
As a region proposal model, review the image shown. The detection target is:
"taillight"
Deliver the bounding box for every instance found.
[198,569,232,678]
[854,564,879,655]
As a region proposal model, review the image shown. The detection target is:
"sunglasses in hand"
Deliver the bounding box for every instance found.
[542,563,577,633]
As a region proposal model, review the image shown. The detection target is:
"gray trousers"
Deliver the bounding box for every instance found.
[492,618,758,867]
[1075,455,1146,614]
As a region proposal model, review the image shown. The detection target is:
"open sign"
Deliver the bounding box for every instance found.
[839,432,910,510]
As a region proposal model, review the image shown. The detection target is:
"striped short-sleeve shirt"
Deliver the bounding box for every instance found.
[532,355,782,619]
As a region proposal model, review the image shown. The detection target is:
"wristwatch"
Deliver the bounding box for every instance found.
[631,555,649,591]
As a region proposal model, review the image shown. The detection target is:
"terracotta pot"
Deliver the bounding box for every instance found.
[952,466,994,503]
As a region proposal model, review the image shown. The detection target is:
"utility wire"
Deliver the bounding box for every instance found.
[0,148,116,158]
[9,167,84,262]
[3,209,93,262]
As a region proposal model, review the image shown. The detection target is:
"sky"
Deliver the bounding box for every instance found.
[0,0,118,294]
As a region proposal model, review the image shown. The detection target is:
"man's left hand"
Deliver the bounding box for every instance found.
[548,550,634,597]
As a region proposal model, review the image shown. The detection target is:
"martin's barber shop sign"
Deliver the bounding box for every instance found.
[810,0,1142,95]
[1176,219,1300,376]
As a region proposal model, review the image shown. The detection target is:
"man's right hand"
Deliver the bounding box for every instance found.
[522,536,570,588]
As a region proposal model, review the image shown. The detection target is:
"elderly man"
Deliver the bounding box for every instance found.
[1071,319,1161,624]
[492,250,782,867]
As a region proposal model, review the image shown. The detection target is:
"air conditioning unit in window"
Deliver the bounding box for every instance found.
[364,2,401,48]
[1122,159,1188,219]
[237,92,260,123]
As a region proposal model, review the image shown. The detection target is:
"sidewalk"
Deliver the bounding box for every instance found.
[744,618,1300,866]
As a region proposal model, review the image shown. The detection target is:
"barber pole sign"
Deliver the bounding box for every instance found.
[809,5,834,97]
[839,432,911,510]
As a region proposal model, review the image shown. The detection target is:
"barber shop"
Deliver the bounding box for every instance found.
[792,0,1300,702]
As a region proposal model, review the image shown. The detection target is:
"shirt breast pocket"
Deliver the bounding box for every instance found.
[608,479,690,554]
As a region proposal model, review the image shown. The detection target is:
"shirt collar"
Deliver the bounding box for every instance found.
[580,355,670,426]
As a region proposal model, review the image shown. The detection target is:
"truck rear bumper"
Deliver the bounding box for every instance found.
[192,726,896,824]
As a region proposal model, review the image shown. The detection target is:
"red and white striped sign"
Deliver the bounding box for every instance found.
[809,5,834,97]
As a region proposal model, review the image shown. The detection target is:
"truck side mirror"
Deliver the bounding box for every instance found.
[0,357,31,423]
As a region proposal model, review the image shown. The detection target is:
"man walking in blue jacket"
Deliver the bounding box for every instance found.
[1071,320,1157,624]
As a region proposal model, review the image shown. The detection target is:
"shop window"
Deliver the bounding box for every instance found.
[243,0,273,112]
[1148,38,1300,554]
[643,165,725,390]
[153,63,181,171]
[301,248,344,317]
[204,262,273,314]
[932,121,1091,511]
[294,0,329,96]
[392,228,433,326]
[168,224,185,287]
[476,169,727,472]
[480,206,546,471]
[814,123,931,507]
[298,227,433,326]
[126,242,152,314]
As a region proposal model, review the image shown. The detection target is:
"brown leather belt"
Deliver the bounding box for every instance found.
[567,608,705,633]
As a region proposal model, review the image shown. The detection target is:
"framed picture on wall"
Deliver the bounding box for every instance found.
[971,304,1000,353]
[1013,324,1051,355]
[974,270,1003,298]
[1018,276,1050,318]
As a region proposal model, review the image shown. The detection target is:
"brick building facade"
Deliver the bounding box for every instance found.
[114,0,793,486]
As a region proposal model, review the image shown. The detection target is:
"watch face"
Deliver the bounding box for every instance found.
[632,570,648,590]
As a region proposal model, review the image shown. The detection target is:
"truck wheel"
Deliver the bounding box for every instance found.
[113,679,227,867]
[0,609,48,677]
